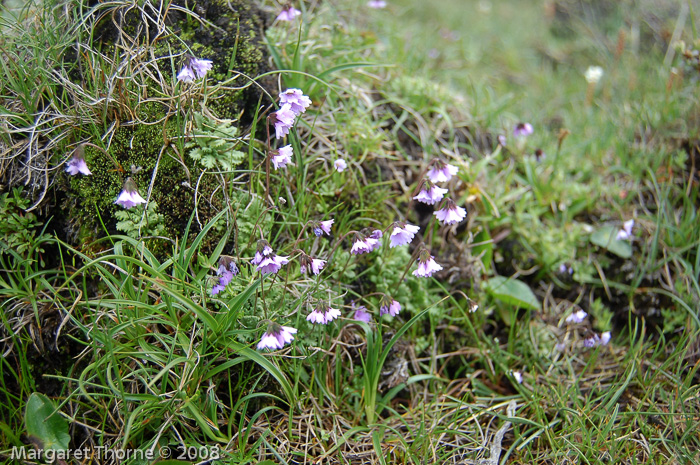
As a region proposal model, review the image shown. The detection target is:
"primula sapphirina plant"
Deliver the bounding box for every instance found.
[272,145,293,169]
[272,104,296,139]
[251,240,289,275]
[115,177,146,209]
[434,198,467,225]
[389,222,420,247]
[65,147,92,176]
[334,159,347,172]
[257,323,297,350]
[177,56,213,82]
[313,219,334,237]
[413,249,443,277]
[426,159,459,183]
[513,122,533,138]
[276,5,301,21]
[616,219,634,240]
[307,305,341,324]
[279,88,311,115]
[379,296,401,317]
[413,181,448,205]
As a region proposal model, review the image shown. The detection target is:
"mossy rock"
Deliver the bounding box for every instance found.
[59,0,276,255]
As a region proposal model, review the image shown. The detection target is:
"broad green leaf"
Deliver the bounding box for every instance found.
[25,393,70,451]
[484,276,540,310]
[590,225,632,259]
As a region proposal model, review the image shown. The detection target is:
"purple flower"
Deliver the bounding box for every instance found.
[272,104,296,139]
[389,222,420,247]
[313,219,334,237]
[276,5,301,21]
[115,178,146,209]
[558,264,573,275]
[434,198,467,225]
[413,249,443,277]
[351,233,380,255]
[583,332,611,348]
[413,183,448,205]
[426,160,459,183]
[211,283,226,296]
[257,323,297,350]
[190,58,213,78]
[513,371,523,384]
[299,253,326,275]
[379,297,401,317]
[251,241,288,274]
[307,306,341,324]
[497,134,507,147]
[354,308,372,323]
[367,0,387,8]
[334,159,347,172]
[177,66,196,83]
[272,145,293,169]
[616,219,634,240]
[279,88,311,115]
[565,310,587,324]
[513,122,533,138]
[65,148,92,176]
[177,56,213,82]
[213,255,239,293]
[599,331,611,345]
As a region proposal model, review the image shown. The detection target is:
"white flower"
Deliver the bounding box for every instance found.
[334,159,347,172]
[584,66,604,84]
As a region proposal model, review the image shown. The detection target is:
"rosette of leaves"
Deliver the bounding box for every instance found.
[186,113,245,171]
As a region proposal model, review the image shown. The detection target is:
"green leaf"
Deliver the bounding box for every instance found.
[25,393,70,451]
[590,225,632,259]
[484,276,540,310]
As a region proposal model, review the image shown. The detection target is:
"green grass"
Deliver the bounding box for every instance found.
[1,0,699,463]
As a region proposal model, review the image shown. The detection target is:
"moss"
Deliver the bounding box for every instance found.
[62,1,274,255]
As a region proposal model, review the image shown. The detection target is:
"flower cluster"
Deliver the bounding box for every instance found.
[251,241,289,275]
[271,88,312,139]
[616,219,634,241]
[276,5,301,21]
[211,256,239,296]
[257,323,297,351]
[583,331,611,348]
[307,305,341,324]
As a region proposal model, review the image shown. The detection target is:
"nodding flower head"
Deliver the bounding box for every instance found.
[616,219,634,240]
[413,180,448,205]
[334,158,347,172]
[313,219,334,237]
[279,88,311,115]
[272,145,293,169]
[513,122,533,138]
[426,159,459,183]
[306,304,341,324]
[65,145,92,176]
[351,231,379,255]
[271,104,296,139]
[389,222,420,247]
[412,248,443,278]
[379,295,401,317]
[251,241,288,274]
[211,257,238,296]
[276,4,301,21]
[434,198,467,225]
[257,322,297,350]
[177,56,213,82]
[353,302,372,323]
[299,252,326,275]
[114,177,146,209]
